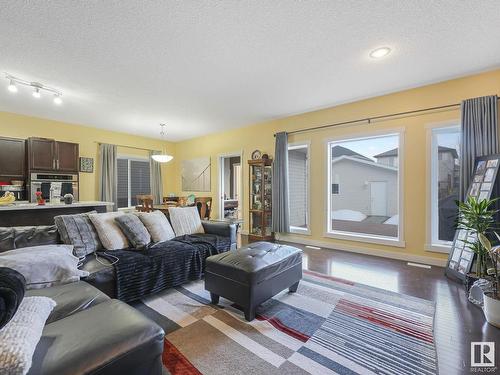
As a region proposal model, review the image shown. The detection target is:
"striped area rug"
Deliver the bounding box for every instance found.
[132,270,437,375]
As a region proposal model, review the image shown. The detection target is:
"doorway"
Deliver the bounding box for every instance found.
[369,181,388,216]
[219,153,243,220]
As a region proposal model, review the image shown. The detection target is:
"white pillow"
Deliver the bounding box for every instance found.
[0,296,56,375]
[168,207,205,236]
[136,211,176,242]
[88,212,129,250]
[0,245,89,289]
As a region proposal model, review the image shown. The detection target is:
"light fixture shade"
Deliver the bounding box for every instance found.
[32,87,41,98]
[151,154,173,163]
[7,80,17,92]
[53,95,62,105]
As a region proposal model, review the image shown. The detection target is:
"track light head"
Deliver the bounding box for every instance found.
[32,87,41,98]
[53,94,62,105]
[7,80,17,93]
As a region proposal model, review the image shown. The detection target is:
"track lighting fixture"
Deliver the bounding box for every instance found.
[4,74,63,105]
[53,94,62,105]
[32,87,41,98]
[7,80,17,93]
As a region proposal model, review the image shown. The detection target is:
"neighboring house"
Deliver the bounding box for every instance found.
[331,155,398,217]
[289,147,308,228]
[375,147,458,194]
[373,148,398,167]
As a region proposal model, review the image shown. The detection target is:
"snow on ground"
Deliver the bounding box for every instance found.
[331,209,367,222]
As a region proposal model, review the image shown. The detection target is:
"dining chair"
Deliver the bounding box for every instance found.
[195,197,212,220]
[136,194,154,212]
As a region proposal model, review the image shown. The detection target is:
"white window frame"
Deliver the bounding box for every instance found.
[117,155,150,209]
[325,128,405,247]
[288,141,311,235]
[425,122,460,253]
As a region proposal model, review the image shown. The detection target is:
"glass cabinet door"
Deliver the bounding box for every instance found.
[250,164,263,210]
[264,165,272,211]
[250,211,263,236]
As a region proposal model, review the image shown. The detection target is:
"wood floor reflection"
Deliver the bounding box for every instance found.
[241,236,499,374]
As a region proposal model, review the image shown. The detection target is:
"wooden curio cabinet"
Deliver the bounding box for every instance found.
[248,158,274,241]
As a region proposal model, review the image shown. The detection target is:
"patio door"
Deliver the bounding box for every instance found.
[369,181,387,216]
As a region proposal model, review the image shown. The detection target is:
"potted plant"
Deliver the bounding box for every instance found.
[480,232,500,327]
[457,196,499,326]
[457,197,498,276]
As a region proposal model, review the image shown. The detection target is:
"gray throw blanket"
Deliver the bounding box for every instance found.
[101,234,230,302]
[0,267,26,329]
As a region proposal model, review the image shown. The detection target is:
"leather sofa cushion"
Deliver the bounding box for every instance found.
[26,281,109,324]
[28,299,165,375]
[206,241,302,285]
[80,255,116,298]
[0,226,60,253]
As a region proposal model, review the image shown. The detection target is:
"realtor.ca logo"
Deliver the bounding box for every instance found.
[471,342,496,372]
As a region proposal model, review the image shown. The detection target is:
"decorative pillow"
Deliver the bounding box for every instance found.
[54,211,102,257]
[136,211,176,243]
[0,267,26,330]
[88,212,129,250]
[0,296,56,375]
[114,214,151,249]
[0,245,89,289]
[168,207,205,236]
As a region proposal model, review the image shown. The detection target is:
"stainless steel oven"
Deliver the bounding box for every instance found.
[29,173,79,203]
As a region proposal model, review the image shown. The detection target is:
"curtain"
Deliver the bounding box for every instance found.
[98,143,118,210]
[149,151,163,204]
[272,132,290,233]
[460,95,499,200]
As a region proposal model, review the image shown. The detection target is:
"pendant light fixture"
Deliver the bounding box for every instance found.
[151,124,173,163]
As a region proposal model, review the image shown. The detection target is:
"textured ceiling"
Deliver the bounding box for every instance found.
[1,1,500,141]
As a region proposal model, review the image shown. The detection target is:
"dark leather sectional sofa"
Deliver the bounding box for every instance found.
[0,219,237,375]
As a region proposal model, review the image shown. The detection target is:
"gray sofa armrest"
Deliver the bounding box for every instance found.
[202,221,237,250]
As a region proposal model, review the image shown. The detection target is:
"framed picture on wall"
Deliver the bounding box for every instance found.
[445,153,500,282]
[79,157,94,173]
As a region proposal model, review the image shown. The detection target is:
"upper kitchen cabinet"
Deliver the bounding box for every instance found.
[0,137,26,178]
[56,141,79,172]
[27,137,79,172]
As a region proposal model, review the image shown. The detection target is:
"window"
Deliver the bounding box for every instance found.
[430,126,460,248]
[117,157,151,208]
[327,132,402,243]
[288,143,309,233]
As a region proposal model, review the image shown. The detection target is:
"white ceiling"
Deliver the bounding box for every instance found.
[1,1,500,142]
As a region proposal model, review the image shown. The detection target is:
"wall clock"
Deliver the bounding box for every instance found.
[251,150,262,160]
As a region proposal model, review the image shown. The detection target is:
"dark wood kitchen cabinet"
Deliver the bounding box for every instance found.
[27,138,56,171]
[56,141,79,172]
[27,137,79,172]
[0,137,26,179]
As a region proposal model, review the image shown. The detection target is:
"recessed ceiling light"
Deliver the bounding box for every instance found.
[369,47,392,59]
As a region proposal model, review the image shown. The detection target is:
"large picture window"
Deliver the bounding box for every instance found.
[117,157,151,208]
[288,143,310,233]
[430,126,460,248]
[327,133,402,243]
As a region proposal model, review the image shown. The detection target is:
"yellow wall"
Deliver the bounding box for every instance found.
[173,69,500,264]
[0,112,176,200]
[1,69,499,264]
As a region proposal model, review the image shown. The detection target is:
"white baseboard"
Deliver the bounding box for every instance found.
[278,233,447,267]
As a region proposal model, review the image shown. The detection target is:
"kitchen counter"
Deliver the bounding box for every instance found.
[0,201,113,211]
[0,201,113,226]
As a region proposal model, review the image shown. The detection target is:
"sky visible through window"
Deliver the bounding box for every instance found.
[332,135,399,160]
[332,132,460,160]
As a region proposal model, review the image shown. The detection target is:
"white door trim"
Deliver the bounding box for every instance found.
[218,151,244,220]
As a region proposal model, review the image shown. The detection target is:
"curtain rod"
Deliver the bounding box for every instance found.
[275,96,500,137]
[94,141,160,153]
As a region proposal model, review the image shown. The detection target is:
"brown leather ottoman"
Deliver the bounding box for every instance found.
[204,241,302,321]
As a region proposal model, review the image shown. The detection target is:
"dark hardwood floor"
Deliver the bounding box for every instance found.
[242,236,500,374]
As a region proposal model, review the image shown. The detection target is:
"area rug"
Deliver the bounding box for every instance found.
[132,270,438,375]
